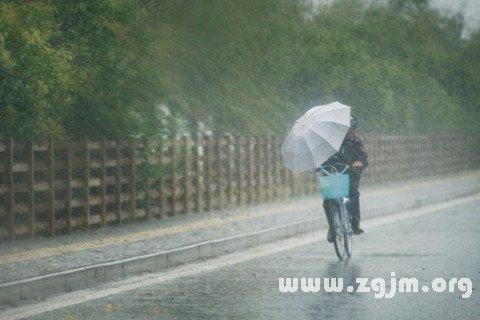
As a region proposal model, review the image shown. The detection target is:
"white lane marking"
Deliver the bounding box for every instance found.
[2,193,479,320]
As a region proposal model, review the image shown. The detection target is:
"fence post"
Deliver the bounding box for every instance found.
[193,136,202,213]
[170,140,178,215]
[366,134,376,182]
[280,140,288,197]
[143,138,152,219]
[115,141,122,222]
[245,136,254,204]
[100,139,107,227]
[226,135,234,206]
[47,139,56,236]
[5,139,15,240]
[182,136,191,214]
[303,173,309,195]
[278,140,286,196]
[215,135,223,209]
[83,139,90,230]
[235,136,243,206]
[462,135,469,171]
[65,143,72,233]
[128,139,136,219]
[254,136,262,203]
[290,172,296,197]
[157,140,166,218]
[271,135,278,199]
[204,136,212,211]
[264,135,272,201]
[27,141,35,237]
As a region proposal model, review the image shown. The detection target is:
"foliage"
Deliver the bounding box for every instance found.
[0,2,72,140]
[0,0,162,140]
[0,0,478,140]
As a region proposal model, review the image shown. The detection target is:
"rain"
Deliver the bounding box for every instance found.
[0,0,479,319]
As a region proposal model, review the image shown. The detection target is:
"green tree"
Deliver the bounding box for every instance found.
[53,0,163,139]
[0,0,478,139]
[0,2,73,140]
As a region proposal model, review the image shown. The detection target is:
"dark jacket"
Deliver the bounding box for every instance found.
[323,133,368,171]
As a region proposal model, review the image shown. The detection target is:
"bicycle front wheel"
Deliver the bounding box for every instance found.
[332,205,346,260]
[341,203,353,258]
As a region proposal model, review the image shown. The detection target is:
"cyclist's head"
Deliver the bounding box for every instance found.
[350,116,359,129]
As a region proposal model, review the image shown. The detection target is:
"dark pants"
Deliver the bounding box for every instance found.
[323,173,361,229]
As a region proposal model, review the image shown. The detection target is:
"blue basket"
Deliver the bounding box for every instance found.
[319,174,349,199]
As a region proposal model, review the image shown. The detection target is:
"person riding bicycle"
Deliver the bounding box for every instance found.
[319,116,368,242]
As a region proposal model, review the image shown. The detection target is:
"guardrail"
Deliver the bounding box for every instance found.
[0,134,478,239]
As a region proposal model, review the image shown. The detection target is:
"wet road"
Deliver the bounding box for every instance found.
[19,197,480,319]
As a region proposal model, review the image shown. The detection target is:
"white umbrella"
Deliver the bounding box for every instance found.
[282,101,351,173]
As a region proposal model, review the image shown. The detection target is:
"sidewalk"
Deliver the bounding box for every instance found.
[1,170,479,307]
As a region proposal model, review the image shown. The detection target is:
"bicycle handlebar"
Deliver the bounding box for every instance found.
[317,163,350,176]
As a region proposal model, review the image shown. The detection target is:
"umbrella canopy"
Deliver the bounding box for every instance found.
[282,101,351,173]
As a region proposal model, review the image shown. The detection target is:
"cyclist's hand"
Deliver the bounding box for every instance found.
[353,161,363,168]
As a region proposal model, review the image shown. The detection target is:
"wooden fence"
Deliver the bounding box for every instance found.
[0,134,478,240]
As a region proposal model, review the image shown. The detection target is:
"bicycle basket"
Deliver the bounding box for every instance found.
[319,174,349,199]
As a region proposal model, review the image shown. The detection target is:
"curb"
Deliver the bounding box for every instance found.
[1,182,479,307]
[0,218,323,306]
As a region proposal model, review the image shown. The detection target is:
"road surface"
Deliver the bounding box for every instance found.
[5,195,480,320]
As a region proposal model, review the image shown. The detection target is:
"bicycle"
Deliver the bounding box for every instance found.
[317,163,352,260]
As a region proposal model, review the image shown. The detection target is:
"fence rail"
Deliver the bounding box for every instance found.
[0,134,478,240]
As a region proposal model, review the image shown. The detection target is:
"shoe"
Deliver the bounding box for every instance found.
[352,226,364,235]
[327,228,335,243]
